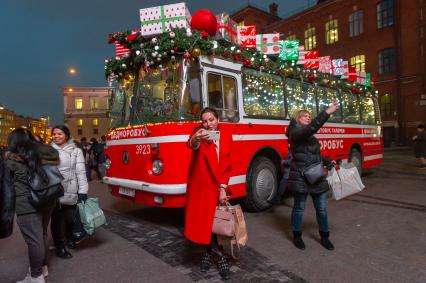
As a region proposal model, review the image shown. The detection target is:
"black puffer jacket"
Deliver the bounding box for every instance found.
[286,110,332,194]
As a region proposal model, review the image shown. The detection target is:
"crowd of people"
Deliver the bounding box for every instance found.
[1,100,425,282]
[0,126,107,283]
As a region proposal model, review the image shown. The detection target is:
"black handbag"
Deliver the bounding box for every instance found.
[28,164,65,208]
[300,161,326,185]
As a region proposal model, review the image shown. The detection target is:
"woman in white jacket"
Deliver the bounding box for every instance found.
[50,125,88,259]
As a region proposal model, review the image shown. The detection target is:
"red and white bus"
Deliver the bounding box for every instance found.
[103,56,383,211]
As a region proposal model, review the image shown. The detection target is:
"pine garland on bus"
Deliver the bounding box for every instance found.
[105,27,377,97]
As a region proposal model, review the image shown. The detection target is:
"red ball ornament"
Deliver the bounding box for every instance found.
[183,52,191,59]
[357,88,363,94]
[351,86,357,93]
[244,59,251,66]
[191,10,217,36]
[308,73,315,81]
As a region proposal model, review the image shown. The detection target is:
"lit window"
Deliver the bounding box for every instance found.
[77,119,83,127]
[90,97,98,110]
[304,27,316,50]
[349,10,363,37]
[237,20,244,27]
[350,55,365,72]
[286,34,296,40]
[378,48,395,74]
[75,98,83,110]
[377,0,394,28]
[325,19,338,44]
[92,119,99,126]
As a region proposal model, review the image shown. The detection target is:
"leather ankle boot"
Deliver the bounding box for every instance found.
[55,242,73,259]
[292,231,305,250]
[319,231,335,250]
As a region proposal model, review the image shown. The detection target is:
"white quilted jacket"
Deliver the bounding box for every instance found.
[52,140,88,205]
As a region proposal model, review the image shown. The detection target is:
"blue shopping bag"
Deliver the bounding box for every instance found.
[77,198,107,235]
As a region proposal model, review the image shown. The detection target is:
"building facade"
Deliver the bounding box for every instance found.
[63,87,113,140]
[0,106,15,147]
[0,106,48,147]
[232,0,426,146]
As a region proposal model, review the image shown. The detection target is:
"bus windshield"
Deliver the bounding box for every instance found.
[109,60,202,128]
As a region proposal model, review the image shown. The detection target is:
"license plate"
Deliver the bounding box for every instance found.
[119,187,135,197]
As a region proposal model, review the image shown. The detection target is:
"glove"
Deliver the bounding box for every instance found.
[322,156,334,170]
[78,194,88,203]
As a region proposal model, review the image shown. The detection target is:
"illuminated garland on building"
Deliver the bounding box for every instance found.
[105,28,377,97]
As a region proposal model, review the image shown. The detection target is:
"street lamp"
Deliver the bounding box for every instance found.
[68,67,77,75]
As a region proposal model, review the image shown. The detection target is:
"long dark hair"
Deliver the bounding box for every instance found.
[7,128,45,179]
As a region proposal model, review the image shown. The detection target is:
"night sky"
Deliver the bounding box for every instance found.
[0,0,315,124]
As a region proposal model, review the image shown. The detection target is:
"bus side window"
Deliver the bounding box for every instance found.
[360,96,376,124]
[341,92,360,123]
[316,87,342,122]
[285,79,316,119]
[243,69,284,118]
[207,73,239,122]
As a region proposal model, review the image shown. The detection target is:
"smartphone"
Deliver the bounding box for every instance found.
[203,130,220,141]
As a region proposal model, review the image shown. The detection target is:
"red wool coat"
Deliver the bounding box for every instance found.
[184,126,233,244]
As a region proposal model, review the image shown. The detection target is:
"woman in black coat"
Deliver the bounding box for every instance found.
[286,100,338,250]
[4,128,60,282]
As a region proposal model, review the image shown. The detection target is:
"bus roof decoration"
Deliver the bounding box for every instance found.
[105,9,377,97]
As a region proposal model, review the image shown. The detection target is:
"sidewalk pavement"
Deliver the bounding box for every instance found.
[378,147,426,177]
[0,219,193,283]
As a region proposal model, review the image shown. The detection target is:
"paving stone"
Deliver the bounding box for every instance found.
[104,211,308,283]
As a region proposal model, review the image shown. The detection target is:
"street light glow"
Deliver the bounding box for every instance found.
[69,68,76,75]
[68,88,73,92]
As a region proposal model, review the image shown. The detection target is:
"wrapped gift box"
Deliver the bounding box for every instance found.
[304,50,319,69]
[332,59,348,77]
[318,56,332,74]
[216,12,238,43]
[237,25,256,48]
[279,40,299,61]
[140,3,191,36]
[256,33,280,54]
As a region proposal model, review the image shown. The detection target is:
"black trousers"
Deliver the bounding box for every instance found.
[17,207,52,277]
[50,203,83,247]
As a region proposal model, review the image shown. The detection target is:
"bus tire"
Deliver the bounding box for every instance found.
[349,149,363,175]
[242,156,277,212]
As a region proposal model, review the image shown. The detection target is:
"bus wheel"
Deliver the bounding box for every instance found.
[349,149,363,175]
[242,156,277,212]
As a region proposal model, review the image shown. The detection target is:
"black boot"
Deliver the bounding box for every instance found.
[319,231,334,250]
[55,242,72,259]
[66,239,76,249]
[200,251,213,273]
[217,255,231,280]
[292,231,305,250]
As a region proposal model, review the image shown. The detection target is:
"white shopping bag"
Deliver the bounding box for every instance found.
[345,166,365,189]
[333,167,364,200]
[327,168,342,199]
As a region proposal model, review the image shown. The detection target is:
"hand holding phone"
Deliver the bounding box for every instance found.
[203,130,220,141]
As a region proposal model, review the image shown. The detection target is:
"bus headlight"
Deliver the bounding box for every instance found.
[152,159,164,175]
[105,158,111,169]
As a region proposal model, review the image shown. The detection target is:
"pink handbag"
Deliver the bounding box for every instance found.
[212,205,235,237]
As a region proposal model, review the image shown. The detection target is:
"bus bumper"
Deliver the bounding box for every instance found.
[103,176,187,208]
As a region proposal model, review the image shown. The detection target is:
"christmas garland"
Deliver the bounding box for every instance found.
[105,28,377,97]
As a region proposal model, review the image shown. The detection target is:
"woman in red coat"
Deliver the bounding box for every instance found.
[184,107,233,280]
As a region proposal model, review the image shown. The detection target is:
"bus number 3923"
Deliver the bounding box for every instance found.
[136,144,151,155]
